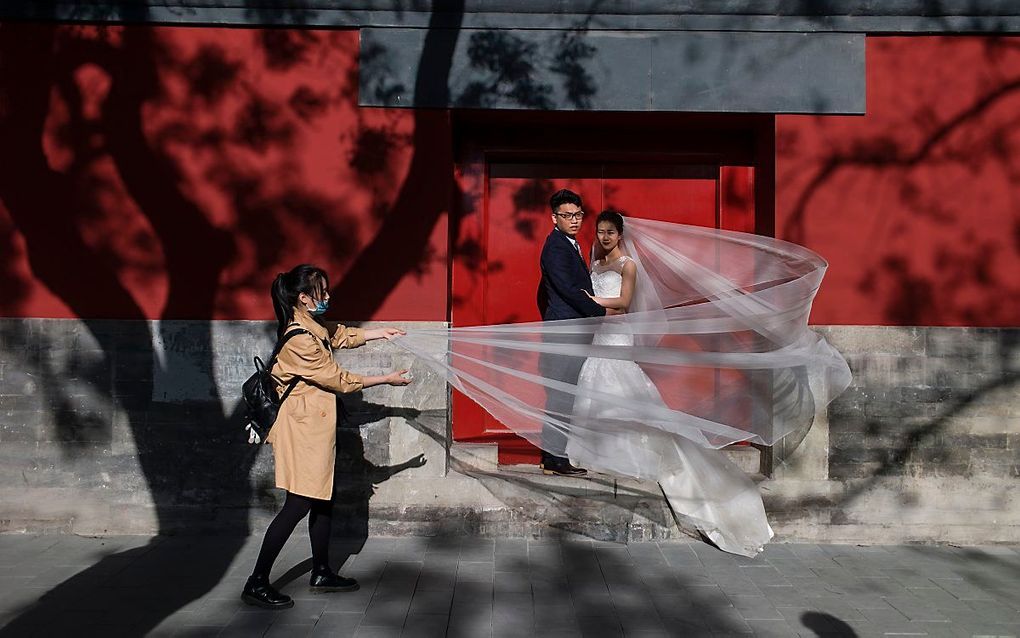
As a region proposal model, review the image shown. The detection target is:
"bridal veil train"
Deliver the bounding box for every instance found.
[394,216,851,556]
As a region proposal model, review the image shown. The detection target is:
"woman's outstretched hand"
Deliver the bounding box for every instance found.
[361,368,413,389]
[385,369,412,386]
[367,327,406,341]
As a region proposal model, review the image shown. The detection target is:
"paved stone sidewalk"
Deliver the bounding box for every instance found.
[0,534,1017,637]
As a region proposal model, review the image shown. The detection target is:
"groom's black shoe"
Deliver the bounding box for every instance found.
[541,455,587,477]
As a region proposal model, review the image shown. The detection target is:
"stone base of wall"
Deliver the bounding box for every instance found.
[0,320,1016,544]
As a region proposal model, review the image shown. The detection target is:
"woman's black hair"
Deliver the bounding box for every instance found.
[271,264,329,337]
[596,209,625,234]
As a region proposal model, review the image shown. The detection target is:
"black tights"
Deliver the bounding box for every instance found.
[252,491,333,578]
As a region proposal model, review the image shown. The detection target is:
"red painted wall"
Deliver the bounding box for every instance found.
[4,27,1017,329]
[0,23,451,321]
[777,36,1020,327]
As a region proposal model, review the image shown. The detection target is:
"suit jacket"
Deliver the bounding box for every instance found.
[540,228,607,321]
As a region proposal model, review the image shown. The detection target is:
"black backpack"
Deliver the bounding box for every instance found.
[242,327,311,444]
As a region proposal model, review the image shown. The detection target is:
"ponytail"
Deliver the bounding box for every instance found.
[270,265,329,337]
[271,273,292,338]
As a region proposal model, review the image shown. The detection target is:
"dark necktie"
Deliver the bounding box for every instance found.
[570,240,587,271]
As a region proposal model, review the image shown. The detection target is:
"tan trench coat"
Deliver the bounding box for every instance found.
[267,307,366,500]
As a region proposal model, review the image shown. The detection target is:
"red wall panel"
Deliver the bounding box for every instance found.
[6,27,1017,328]
[777,36,1020,327]
[0,23,450,321]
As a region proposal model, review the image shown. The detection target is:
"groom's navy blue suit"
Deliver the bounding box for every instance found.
[540,228,606,321]
[539,228,605,467]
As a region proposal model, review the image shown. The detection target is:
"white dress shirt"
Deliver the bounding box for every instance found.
[566,235,581,256]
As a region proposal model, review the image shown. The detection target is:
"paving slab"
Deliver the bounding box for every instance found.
[0,535,1016,637]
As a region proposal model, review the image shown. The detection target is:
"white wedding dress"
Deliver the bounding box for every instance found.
[568,256,775,557]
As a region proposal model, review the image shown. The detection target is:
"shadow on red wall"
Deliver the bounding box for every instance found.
[0,10,655,635]
[0,23,450,322]
[778,36,1020,327]
[0,17,460,637]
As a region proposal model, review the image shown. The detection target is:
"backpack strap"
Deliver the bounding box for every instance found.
[270,327,312,362]
[268,327,313,398]
[268,326,333,398]
[278,375,301,403]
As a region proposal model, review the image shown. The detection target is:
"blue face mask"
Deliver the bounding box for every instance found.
[309,298,329,316]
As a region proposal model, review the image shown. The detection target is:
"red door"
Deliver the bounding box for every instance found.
[451,160,755,464]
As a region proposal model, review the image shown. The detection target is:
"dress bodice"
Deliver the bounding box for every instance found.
[591,256,630,298]
[590,256,632,346]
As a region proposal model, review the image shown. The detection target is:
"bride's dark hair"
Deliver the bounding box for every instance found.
[593,209,626,262]
[596,209,625,234]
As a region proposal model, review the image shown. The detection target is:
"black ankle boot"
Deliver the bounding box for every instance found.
[541,456,587,476]
[309,566,360,593]
[241,574,294,609]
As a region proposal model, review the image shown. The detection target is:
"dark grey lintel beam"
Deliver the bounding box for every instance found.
[359,28,864,115]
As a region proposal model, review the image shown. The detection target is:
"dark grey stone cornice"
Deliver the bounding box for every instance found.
[4,1,1020,33]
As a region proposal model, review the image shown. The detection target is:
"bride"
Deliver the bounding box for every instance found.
[568,209,774,557]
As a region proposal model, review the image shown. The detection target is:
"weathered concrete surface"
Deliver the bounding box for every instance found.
[767,327,1020,544]
[0,319,1017,544]
[0,534,1018,638]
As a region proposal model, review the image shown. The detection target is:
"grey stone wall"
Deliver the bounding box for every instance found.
[764,327,1019,544]
[0,319,1016,544]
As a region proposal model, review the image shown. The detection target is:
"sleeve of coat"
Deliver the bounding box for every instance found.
[543,241,607,317]
[280,334,364,394]
[330,324,367,350]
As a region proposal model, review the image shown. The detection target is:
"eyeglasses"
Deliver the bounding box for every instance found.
[554,211,585,221]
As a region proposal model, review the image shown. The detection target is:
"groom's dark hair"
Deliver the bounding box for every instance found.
[549,189,582,213]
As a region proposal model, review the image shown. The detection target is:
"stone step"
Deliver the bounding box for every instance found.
[377,442,767,542]
[449,442,500,473]
[723,444,762,474]
[450,442,762,475]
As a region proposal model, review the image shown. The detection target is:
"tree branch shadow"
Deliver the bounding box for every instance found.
[782,339,1018,515]
[780,38,1020,325]
[0,1,465,633]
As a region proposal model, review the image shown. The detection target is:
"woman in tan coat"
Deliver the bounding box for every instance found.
[242,264,411,610]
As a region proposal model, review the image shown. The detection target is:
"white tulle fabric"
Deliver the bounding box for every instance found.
[393,217,851,556]
[569,256,774,555]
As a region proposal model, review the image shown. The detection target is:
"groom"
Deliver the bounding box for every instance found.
[538,189,606,476]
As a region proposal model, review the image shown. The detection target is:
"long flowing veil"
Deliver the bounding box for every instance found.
[395,217,851,459]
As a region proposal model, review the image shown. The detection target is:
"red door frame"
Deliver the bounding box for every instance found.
[449,112,776,464]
